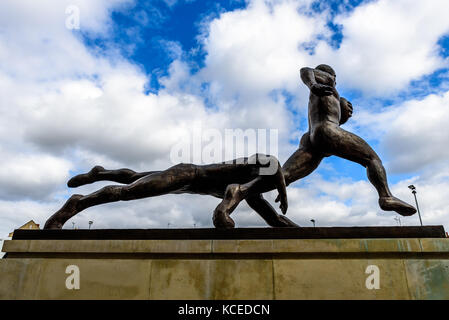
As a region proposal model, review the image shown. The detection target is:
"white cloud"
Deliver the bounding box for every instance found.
[200,0,449,98]
[352,90,449,173]
[0,150,71,200]
[317,0,449,95]
[0,0,134,81]
[200,0,326,102]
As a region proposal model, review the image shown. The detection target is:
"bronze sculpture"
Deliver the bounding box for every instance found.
[44,64,416,229]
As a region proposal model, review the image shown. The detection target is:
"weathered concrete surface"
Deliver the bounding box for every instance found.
[1,238,449,299]
[1,238,428,254]
[0,258,151,299]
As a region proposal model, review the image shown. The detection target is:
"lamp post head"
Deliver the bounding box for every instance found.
[408,185,417,194]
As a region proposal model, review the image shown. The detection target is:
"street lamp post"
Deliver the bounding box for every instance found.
[408,185,423,226]
[88,221,93,230]
[310,219,316,227]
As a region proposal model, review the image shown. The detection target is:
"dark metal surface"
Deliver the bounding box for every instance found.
[14,226,446,240]
[44,64,417,230]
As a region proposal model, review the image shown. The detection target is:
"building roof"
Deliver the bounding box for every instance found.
[8,220,40,238]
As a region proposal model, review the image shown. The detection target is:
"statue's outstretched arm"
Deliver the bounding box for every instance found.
[246,194,299,227]
[300,67,333,96]
[274,165,288,215]
[300,67,317,89]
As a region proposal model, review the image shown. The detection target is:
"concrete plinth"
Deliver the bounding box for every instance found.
[1,227,449,300]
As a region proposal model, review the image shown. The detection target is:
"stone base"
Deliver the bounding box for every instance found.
[1,227,449,300]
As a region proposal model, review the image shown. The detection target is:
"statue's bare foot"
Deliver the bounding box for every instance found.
[44,194,83,229]
[213,184,244,229]
[67,166,105,188]
[379,196,417,216]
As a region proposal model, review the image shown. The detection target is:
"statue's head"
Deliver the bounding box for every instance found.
[315,64,336,86]
[315,64,336,77]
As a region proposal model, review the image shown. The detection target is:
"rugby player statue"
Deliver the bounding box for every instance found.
[44,64,416,229]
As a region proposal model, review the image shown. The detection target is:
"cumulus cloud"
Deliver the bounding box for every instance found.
[317,0,449,95]
[200,0,449,98]
[200,0,325,100]
[352,91,449,173]
[0,150,71,200]
[0,0,134,80]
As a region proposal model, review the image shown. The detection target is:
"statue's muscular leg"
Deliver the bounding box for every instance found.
[212,155,290,228]
[282,132,323,185]
[44,164,198,229]
[67,166,157,187]
[212,137,322,228]
[317,126,416,216]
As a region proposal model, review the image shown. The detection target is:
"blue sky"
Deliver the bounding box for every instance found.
[1,0,449,237]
